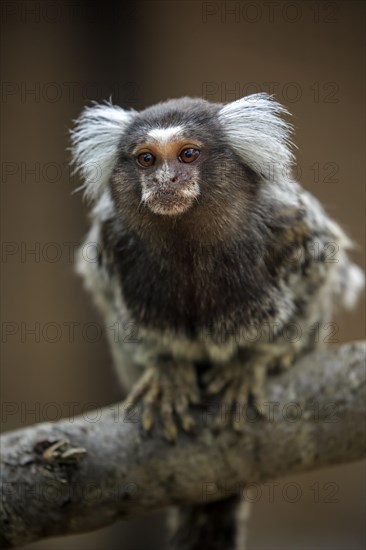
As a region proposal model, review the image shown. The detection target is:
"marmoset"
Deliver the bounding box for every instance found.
[71,94,364,441]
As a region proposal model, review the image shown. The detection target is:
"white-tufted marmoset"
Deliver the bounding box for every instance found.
[70,93,364,442]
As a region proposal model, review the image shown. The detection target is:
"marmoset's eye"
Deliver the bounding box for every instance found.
[137,152,156,167]
[178,148,200,164]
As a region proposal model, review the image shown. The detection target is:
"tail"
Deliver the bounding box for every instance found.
[168,497,250,550]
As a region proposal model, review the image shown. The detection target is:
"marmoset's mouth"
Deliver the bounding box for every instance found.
[142,190,198,216]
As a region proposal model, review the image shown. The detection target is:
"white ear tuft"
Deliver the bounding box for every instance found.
[218,93,295,181]
[70,102,136,201]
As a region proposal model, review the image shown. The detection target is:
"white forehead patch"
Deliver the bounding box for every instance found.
[147,126,184,144]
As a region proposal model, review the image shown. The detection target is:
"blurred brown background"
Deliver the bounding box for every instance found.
[1,1,365,549]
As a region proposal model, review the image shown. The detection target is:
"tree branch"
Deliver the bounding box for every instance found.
[1,342,365,548]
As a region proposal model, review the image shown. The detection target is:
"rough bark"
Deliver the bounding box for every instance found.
[0,342,365,548]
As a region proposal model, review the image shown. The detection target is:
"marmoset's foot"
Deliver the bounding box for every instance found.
[204,350,298,432]
[203,359,268,432]
[124,361,200,441]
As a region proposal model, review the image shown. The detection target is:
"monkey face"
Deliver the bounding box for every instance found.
[71,95,294,241]
[131,129,202,216]
[105,97,263,243]
[110,98,236,222]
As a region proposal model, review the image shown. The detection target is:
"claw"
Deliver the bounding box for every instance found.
[161,399,177,442]
[124,369,153,410]
[250,363,266,412]
[180,414,196,432]
[206,376,228,395]
[142,408,154,432]
[175,395,196,432]
[164,423,178,443]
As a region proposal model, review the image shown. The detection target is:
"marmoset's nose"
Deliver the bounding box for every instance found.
[152,171,188,188]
